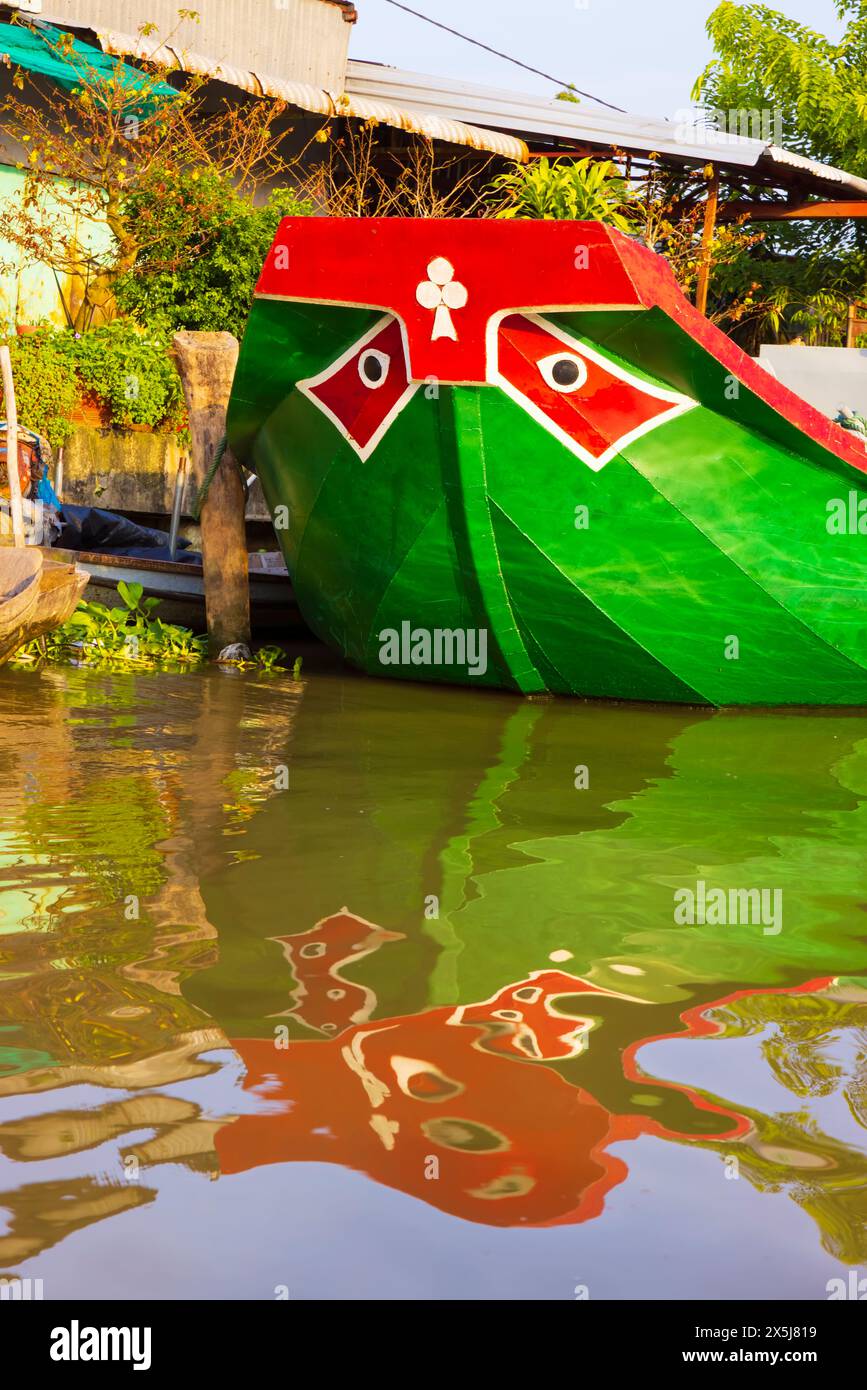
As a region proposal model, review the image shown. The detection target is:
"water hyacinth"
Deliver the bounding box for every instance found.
[11,580,298,675]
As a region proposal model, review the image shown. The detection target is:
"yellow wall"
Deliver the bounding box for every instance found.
[0,164,113,330]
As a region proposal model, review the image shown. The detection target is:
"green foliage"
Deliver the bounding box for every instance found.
[487,157,640,230]
[0,329,79,446]
[0,321,185,443]
[692,1,867,346]
[255,645,288,673]
[694,1,867,174]
[70,320,185,430]
[14,586,302,677]
[703,239,857,350]
[115,173,314,338]
[218,644,299,674]
[13,581,207,671]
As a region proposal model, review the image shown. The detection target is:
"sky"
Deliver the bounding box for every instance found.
[348,1,844,119]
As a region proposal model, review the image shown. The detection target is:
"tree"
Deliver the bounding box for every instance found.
[692,1,867,348]
[0,21,292,329]
[694,0,867,173]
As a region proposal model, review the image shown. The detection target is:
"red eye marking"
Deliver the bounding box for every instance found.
[297,315,417,461]
[492,313,694,470]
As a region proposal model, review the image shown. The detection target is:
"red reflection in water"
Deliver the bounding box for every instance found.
[213,911,821,1228]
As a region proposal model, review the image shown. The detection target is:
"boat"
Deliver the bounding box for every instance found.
[228,218,867,706]
[45,546,304,634]
[0,548,87,665]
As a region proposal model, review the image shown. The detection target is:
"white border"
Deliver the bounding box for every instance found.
[256,289,641,387]
[296,313,419,463]
[487,310,696,471]
[284,297,696,466]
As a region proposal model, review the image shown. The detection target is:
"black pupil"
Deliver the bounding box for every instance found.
[363,355,384,384]
[552,358,581,388]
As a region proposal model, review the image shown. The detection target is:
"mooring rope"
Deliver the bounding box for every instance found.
[191,434,228,522]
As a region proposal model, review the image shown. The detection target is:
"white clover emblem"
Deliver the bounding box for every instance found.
[416,257,468,341]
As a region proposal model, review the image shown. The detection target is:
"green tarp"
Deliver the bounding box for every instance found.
[0,22,176,111]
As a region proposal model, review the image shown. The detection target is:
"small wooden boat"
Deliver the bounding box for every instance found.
[228,217,867,706]
[46,546,304,634]
[0,548,87,665]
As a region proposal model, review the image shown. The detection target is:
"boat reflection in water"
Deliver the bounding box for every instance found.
[218,912,749,1228]
[0,662,866,1289]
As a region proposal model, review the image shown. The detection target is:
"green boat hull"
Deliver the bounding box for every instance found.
[229,220,867,706]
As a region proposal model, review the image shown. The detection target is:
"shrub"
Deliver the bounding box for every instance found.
[70,321,185,431]
[487,157,641,230]
[115,174,313,338]
[0,329,80,446]
[1,322,185,444]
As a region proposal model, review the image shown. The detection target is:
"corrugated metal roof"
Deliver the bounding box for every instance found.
[95,30,528,162]
[759,143,867,197]
[345,60,867,199]
[42,0,354,89]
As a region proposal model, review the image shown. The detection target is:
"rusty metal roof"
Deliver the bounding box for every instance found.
[95,29,528,161]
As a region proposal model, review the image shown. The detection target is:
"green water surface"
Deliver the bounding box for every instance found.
[0,654,864,1299]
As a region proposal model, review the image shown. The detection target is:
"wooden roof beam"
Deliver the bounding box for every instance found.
[719,199,867,222]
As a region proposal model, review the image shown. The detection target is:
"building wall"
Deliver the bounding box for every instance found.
[19,0,355,88]
[0,163,113,332]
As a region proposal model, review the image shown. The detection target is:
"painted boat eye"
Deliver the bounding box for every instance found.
[358,348,390,389]
[537,351,588,394]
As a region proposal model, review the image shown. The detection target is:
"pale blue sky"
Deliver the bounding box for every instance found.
[349,1,843,118]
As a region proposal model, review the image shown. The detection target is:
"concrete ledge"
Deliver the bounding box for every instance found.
[61,425,271,521]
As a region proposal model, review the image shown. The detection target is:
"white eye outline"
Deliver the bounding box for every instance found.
[537,350,588,394]
[358,348,391,389]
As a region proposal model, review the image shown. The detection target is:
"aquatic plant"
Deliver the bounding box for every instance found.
[216,644,302,677]
[12,583,302,676]
[12,578,207,671]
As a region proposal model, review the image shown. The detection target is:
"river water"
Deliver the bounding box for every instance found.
[0,654,865,1300]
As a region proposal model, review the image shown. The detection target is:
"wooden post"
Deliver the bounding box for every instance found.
[0,344,25,547]
[846,302,867,349]
[172,332,251,654]
[695,164,720,318]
